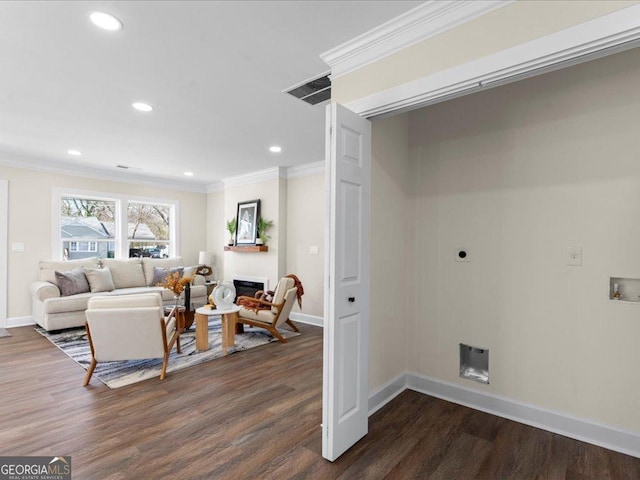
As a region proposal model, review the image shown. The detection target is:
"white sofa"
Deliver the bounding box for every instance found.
[30,256,207,331]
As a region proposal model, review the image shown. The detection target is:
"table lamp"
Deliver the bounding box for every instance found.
[197,251,213,276]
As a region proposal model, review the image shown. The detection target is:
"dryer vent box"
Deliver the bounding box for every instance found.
[460,343,489,384]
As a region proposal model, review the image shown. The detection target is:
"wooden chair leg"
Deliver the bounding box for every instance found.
[83,358,97,386]
[160,352,169,380]
[269,326,287,343]
[176,333,181,354]
[285,319,299,332]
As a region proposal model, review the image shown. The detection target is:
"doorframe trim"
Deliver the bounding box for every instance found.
[342,4,640,118]
[0,179,8,328]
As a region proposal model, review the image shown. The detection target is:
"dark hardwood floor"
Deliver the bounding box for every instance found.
[1,324,639,479]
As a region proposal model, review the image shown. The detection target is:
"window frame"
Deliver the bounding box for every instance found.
[52,187,179,261]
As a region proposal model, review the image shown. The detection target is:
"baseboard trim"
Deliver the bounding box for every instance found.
[368,373,407,416]
[7,316,35,328]
[368,372,640,459]
[289,312,324,327]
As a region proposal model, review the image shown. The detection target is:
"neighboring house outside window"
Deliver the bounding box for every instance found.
[55,190,178,261]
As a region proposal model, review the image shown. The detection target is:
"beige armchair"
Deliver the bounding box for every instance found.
[83,293,181,386]
[236,277,299,343]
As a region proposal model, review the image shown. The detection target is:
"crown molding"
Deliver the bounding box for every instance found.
[206,181,225,193]
[221,166,287,189]
[345,3,640,118]
[286,161,325,179]
[321,0,513,79]
[0,155,209,194]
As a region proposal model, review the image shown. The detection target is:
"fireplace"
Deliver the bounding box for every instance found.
[232,275,269,300]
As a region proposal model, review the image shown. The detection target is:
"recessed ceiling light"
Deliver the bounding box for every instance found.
[67,150,82,156]
[89,12,123,31]
[132,102,154,112]
[184,171,194,177]
[269,146,282,153]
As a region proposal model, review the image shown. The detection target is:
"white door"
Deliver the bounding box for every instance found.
[322,103,371,461]
[0,179,8,328]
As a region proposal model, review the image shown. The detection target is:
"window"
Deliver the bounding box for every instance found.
[55,189,178,261]
[61,196,115,260]
[127,202,170,258]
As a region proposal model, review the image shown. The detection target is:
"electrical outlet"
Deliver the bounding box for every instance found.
[309,245,319,255]
[567,245,583,266]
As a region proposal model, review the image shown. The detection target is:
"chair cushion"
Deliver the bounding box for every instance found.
[55,268,90,296]
[87,292,163,310]
[84,267,115,293]
[271,277,295,314]
[238,306,276,324]
[101,258,146,289]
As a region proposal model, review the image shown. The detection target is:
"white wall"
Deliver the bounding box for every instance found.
[403,47,640,433]
[286,174,325,318]
[206,189,225,281]
[369,114,412,391]
[222,178,284,288]
[0,164,208,320]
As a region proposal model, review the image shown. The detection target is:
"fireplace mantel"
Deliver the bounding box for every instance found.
[224,245,268,252]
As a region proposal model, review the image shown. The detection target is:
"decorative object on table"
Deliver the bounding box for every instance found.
[157,271,193,307]
[226,217,237,246]
[256,217,274,246]
[196,251,213,276]
[235,199,260,245]
[36,317,300,389]
[213,281,236,309]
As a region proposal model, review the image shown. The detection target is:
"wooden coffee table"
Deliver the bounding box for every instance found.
[194,305,241,355]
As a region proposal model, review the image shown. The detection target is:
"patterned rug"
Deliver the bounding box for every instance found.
[36,317,299,388]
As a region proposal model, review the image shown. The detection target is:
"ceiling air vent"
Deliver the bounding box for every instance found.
[284,73,331,106]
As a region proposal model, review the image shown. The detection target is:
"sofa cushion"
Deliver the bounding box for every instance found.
[141,257,183,286]
[84,267,115,293]
[55,268,90,296]
[238,307,276,325]
[151,266,184,287]
[39,257,100,284]
[44,292,95,314]
[101,259,146,289]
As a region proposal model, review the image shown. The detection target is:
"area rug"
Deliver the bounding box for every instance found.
[36,317,299,388]
[0,328,11,338]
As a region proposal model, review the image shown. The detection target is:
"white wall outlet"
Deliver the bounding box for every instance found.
[567,245,583,266]
[11,242,24,252]
[455,248,470,262]
[309,245,319,255]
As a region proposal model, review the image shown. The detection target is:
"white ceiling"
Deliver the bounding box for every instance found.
[0,1,422,190]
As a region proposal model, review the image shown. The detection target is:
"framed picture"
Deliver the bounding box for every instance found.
[235,199,260,245]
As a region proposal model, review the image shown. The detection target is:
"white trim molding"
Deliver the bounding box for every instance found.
[0,179,7,328]
[368,372,640,459]
[285,161,325,179]
[222,166,287,189]
[0,154,208,194]
[321,0,513,79]
[344,3,640,118]
[289,312,324,328]
[6,316,34,328]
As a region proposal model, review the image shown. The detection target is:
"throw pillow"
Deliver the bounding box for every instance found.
[182,266,198,282]
[84,267,115,293]
[54,268,90,297]
[152,266,184,286]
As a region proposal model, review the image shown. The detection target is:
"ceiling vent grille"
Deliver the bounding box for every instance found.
[284,73,331,106]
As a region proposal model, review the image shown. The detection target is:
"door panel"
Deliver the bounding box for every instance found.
[323,103,371,461]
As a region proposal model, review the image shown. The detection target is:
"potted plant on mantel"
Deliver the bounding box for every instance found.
[256,217,274,246]
[226,217,237,246]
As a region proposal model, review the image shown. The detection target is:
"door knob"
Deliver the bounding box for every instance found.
[348,297,355,303]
